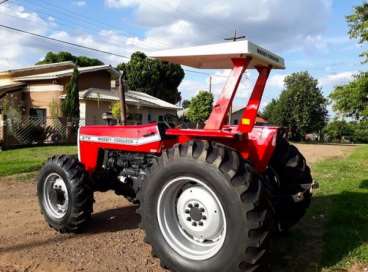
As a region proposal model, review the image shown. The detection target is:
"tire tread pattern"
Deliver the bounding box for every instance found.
[137,141,271,272]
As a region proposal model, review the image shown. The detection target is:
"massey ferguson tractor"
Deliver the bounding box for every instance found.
[37,40,314,272]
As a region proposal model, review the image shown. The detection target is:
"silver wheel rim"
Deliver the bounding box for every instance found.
[43,173,69,219]
[157,176,227,261]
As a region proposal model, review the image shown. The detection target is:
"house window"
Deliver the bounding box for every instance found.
[127,113,143,124]
[147,113,152,122]
[233,119,238,125]
[30,108,46,122]
[158,115,163,122]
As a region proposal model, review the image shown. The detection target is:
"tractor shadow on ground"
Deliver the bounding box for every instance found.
[84,205,140,234]
[272,190,368,272]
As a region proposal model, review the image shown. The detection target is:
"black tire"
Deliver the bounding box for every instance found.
[37,155,93,233]
[137,141,271,272]
[268,137,313,232]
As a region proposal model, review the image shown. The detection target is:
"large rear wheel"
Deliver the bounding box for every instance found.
[138,141,271,272]
[268,137,313,232]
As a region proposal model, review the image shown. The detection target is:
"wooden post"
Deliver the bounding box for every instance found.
[118,73,127,125]
[0,114,6,150]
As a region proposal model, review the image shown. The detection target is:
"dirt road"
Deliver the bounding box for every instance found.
[0,144,357,272]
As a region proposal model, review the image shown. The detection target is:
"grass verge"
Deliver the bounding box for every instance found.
[0,145,76,177]
[273,145,368,272]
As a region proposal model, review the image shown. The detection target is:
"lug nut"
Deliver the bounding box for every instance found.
[199,222,203,226]
[188,203,193,208]
[194,203,199,208]
[200,208,205,212]
[186,217,191,221]
[185,209,190,214]
[202,215,207,220]
[192,222,197,227]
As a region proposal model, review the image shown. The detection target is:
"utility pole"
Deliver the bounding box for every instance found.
[224,30,246,42]
[209,76,212,93]
[224,30,245,125]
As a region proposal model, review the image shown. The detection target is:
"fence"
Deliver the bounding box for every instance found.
[0,116,99,149]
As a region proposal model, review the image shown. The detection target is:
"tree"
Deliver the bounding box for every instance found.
[37,51,104,67]
[330,72,368,121]
[117,52,184,104]
[182,99,191,109]
[346,2,368,62]
[262,98,280,123]
[262,72,328,140]
[187,91,214,127]
[111,101,121,120]
[62,67,80,119]
[323,119,354,142]
[352,120,368,143]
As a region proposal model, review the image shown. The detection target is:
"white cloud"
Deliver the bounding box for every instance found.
[319,71,356,91]
[73,1,87,7]
[0,3,51,69]
[105,0,332,53]
[268,74,286,90]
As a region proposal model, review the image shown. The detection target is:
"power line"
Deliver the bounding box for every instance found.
[0,22,228,79]
[6,0,232,79]
[0,24,130,59]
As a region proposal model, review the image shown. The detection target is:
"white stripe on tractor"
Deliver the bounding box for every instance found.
[79,133,161,146]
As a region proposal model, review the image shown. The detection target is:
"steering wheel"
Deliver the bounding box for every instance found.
[162,114,182,128]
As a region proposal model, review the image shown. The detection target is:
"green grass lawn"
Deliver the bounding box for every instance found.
[0,145,77,176]
[273,145,368,271]
[313,145,368,270]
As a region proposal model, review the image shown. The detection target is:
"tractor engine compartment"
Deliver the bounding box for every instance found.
[91,149,157,201]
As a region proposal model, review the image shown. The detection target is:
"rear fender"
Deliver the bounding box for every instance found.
[244,126,279,172]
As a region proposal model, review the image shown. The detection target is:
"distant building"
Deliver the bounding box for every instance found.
[0,62,179,124]
[231,106,268,125]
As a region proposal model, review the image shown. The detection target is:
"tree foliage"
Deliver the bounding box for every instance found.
[346,2,368,62]
[62,67,80,119]
[323,119,368,143]
[329,72,368,121]
[187,91,214,127]
[117,52,184,104]
[37,51,104,67]
[263,71,328,140]
[182,99,191,109]
[323,120,354,142]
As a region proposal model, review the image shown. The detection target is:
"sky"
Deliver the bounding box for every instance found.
[0,0,367,114]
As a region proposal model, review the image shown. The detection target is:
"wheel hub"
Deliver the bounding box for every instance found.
[43,173,69,219]
[157,177,227,260]
[176,186,224,242]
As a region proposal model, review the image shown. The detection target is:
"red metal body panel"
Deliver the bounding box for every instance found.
[79,123,163,172]
[239,66,271,133]
[78,56,279,174]
[205,58,250,130]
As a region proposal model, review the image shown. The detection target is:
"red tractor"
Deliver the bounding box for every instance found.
[37,40,315,272]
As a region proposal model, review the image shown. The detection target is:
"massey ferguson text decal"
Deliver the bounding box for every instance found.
[79,134,161,145]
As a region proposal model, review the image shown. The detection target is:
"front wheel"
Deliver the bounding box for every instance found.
[138,141,271,272]
[37,155,93,233]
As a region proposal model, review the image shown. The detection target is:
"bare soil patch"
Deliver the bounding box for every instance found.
[0,144,357,272]
[294,143,357,164]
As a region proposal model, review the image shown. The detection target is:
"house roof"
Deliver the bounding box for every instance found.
[0,82,26,99]
[61,88,180,110]
[0,61,75,77]
[149,40,285,69]
[231,106,268,123]
[13,65,119,81]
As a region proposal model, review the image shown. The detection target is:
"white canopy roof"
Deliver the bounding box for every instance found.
[149,40,285,69]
